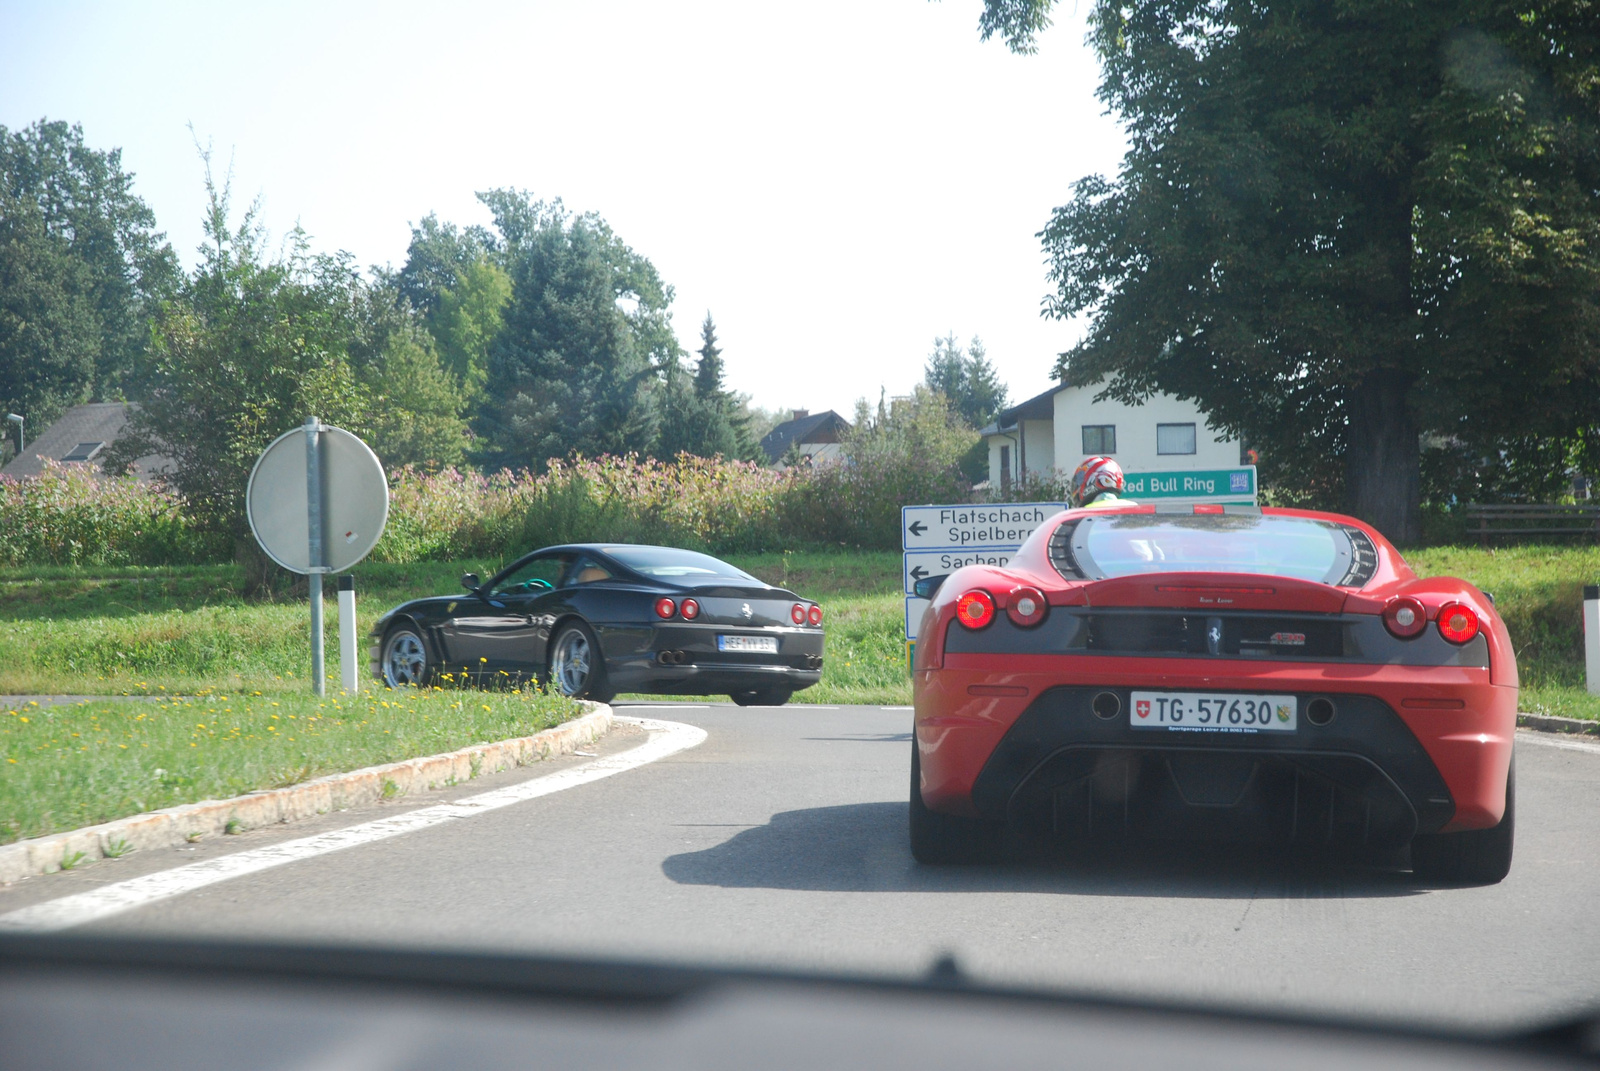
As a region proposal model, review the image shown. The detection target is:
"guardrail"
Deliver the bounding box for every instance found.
[1464,503,1600,544]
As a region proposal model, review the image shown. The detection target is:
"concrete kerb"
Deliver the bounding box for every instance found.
[1517,711,1600,736]
[0,703,613,886]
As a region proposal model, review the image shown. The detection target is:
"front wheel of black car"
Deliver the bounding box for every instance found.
[909,739,1003,865]
[730,687,792,707]
[381,624,433,688]
[1410,758,1515,886]
[548,622,615,703]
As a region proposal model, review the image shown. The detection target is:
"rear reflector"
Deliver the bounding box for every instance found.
[1436,602,1480,644]
[967,685,1028,697]
[1402,698,1466,709]
[955,590,995,630]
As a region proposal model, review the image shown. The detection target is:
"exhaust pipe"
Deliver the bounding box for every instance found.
[657,649,688,665]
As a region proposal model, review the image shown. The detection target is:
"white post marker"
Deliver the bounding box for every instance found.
[1586,584,1600,696]
[246,420,388,695]
[339,574,359,694]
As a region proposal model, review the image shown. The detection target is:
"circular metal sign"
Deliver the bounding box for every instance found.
[246,423,389,574]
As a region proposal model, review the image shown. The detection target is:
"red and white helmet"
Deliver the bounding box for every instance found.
[1070,455,1124,507]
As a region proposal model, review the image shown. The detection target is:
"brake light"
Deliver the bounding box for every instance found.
[654,597,677,619]
[1006,585,1047,628]
[680,598,700,620]
[1192,504,1224,515]
[807,604,823,626]
[955,590,995,629]
[1383,596,1427,639]
[791,602,806,624]
[1437,601,1480,644]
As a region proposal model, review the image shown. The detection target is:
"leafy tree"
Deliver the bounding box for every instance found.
[395,213,496,319]
[349,283,470,469]
[922,333,1009,429]
[108,157,370,538]
[430,254,511,404]
[476,190,675,468]
[981,0,1600,542]
[0,120,177,430]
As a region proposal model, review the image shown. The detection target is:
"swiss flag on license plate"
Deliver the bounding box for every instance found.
[1135,700,1150,718]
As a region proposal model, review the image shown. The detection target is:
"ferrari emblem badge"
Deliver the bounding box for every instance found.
[741,603,753,619]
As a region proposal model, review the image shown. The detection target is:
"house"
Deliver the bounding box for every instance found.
[981,382,1241,490]
[760,409,852,468]
[0,402,173,482]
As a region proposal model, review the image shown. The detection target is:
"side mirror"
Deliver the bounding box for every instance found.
[912,575,947,600]
[461,572,481,592]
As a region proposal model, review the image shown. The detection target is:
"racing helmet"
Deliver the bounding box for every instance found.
[1070,455,1125,507]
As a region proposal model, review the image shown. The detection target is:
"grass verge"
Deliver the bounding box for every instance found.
[0,686,582,846]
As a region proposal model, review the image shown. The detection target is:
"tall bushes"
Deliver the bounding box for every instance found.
[0,462,220,566]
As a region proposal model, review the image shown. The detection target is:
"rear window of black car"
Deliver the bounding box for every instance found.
[602,546,758,582]
[1056,514,1378,586]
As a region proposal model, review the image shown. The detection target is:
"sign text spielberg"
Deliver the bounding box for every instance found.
[901,503,1066,552]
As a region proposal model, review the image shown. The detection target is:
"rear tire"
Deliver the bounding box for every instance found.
[731,687,792,707]
[909,739,1003,864]
[1410,757,1514,886]
[547,622,615,703]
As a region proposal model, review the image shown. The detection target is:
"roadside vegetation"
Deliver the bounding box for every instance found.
[0,686,582,846]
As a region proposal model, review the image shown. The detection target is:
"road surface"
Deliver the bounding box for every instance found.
[2,702,1597,1031]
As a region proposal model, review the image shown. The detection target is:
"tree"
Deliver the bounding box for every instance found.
[108,155,371,537]
[0,119,177,430]
[476,190,675,468]
[981,0,1600,542]
[395,213,497,319]
[922,333,1009,429]
[350,282,470,469]
[430,254,511,405]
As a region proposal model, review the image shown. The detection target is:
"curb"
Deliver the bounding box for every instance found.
[1518,711,1600,736]
[0,704,612,886]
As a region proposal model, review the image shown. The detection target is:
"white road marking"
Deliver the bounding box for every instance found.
[0,717,705,934]
[1518,728,1600,756]
[616,704,710,709]
[881,706,913,711]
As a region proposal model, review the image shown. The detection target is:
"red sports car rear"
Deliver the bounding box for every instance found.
[910,504,1516,884]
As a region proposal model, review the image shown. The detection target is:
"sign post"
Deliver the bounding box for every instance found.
[247,419,389,696]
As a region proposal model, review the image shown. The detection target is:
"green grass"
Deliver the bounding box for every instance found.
[0,685,583,845]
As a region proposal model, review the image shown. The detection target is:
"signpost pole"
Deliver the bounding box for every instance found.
[305,416,326,698]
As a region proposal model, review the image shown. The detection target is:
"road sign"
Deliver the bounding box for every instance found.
[247,418,389,697]
[905,597,931,642]
[1123,466,1256,504]
[903,549,1016,595]
[901,502,1066,551]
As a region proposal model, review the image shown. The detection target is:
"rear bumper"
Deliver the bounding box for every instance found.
[914,653,1515,840]
[609,660,821,695]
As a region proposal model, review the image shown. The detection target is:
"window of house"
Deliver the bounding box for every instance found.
[1081,425,1116,454]
[60,441,106,462]
[1157,423,1197,455]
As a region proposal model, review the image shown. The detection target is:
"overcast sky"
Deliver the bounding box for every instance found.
[0,0,1125,419]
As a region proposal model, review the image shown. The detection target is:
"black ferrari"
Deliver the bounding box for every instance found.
[369,544,825,705]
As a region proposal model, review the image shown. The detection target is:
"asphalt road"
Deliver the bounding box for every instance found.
[3,703,1598,1032]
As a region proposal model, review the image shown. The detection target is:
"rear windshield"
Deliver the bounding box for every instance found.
[602,545,758,582]
[1067,514,1374,585]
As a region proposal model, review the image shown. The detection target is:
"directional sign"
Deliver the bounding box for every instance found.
[901,502,1066,551]
[903,549,1016,595]
[1123,466,1256,504]
[905,596,931,642]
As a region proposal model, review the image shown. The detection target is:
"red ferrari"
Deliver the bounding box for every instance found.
[910,504,1516,884]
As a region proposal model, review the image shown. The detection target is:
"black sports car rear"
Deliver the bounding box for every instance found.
[369,544,824,706]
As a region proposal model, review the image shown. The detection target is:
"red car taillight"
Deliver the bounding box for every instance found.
[654,597,677,619]
[1006,586,1047,628]
[680,598,700,620]
[1383,596,1427,639]
[807,604,823,626]
[1437,601,1480,644]
[955,590,995,630]
[791,602,806,624]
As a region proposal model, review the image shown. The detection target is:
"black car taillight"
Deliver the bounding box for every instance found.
[1383,596,1426,639]
[654,597,677,619]
[680,598,700,620]
[807,604,823,626]
[791,602,806,624]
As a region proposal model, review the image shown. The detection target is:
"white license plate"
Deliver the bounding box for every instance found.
[1130,691,1296,732]
[717,635,778,654]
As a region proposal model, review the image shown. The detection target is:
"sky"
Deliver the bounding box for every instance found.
[0,0,1126,419]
